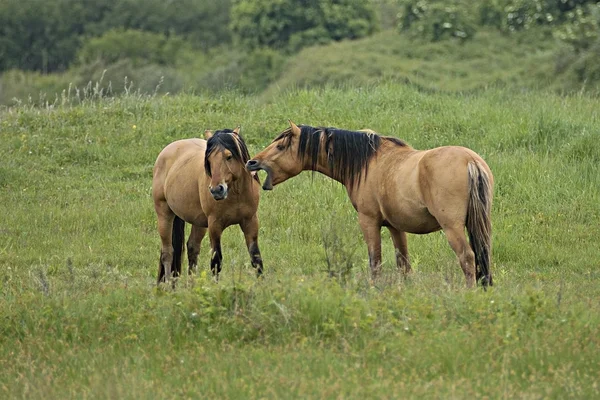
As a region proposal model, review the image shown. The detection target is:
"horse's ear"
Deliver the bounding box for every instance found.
[232,126,241,136]
[204,130,213,140]
[288,120,301,136]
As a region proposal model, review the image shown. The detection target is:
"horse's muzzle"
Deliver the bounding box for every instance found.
[246,160,273,190]
[209,184,228,200]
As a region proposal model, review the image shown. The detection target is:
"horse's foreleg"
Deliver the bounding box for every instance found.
[387,226,411,276]
[208,223,223,280]
[443,225,476,288]
[187,225,207,275]
[156,205,175,285]
[241,215,263,277]
[358,214,382,279]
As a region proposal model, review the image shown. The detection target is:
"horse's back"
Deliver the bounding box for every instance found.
[154,139,206,174]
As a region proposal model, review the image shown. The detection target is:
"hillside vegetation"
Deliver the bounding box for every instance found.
[264,29,565,95]
[2,0,600,104]
[0,85,599,398]
[3,27,599,107]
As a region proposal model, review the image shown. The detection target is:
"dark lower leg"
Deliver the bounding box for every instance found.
[208,225,223,279]
[248,241,263,276]
[241,216,263,277]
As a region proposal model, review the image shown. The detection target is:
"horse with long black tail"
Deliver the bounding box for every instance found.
[153,127,263,285]
[247,121,493,288]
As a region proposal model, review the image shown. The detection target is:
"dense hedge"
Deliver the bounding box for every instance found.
[230,0,379,51]
[0,0,232,72]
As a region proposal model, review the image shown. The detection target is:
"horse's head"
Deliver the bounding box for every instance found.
[204,127,251,200]
[246,121,307,190]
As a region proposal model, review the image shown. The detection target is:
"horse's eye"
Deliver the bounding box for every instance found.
[276,144,285,151]
[226,155,233,161]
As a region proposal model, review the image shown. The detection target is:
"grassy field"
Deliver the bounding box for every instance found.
[0,85,599,398]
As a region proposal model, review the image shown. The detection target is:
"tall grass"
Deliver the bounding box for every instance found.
[0,85,599,398]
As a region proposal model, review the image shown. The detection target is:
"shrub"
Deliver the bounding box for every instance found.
[76,29,193,67]
[477,0,600,33]
[0,0,101,72]
[0,0,233,73]
[397,0,477,41]
[195,47,284,94]
[554,3,600,50]
[230,0,379,52]
[93,0,233,51]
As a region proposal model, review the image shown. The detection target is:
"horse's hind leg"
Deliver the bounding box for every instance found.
[241,215,263,277]
[155,201,175,285]
[187,225,207,275]
[442,225,476,288]
[387,226,411,276]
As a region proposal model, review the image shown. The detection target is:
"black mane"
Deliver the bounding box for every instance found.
[275,125,407,187]
[205,129,251,177]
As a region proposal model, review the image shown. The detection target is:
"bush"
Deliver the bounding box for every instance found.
[93,0,233,51]
[554,3,600,50]
[397,0,477,41]
[553,37,600,92]
[76,29,194,67]
[0,0,104,72]
[195,47,285,94]
[477,0,600,33]
[230,0,379,52]
[0,0,233,73]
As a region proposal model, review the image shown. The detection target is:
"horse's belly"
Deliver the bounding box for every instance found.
[383,205,441,234]
[166,194,207,226]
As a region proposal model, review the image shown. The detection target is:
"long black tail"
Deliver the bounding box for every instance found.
[466,162,493,287]
[157,216,185,284]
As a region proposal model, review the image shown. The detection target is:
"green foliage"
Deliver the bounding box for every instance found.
[396,0,600,43]
[398,0,477,41]
[190,47,284,94]
[0,0,232,73]
[230,0,379,51]
[263,30,568,96]
[77,29,193,67]
[479,0,599,32]
[554,2,600,49]
[91,0,233,51]
[554,37,600,90]
[0,0,106,72]
[370,0,403,29]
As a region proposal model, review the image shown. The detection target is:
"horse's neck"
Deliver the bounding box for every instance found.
[232,171,256,192]
[308,152,343,185]
[309,141,413,187]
